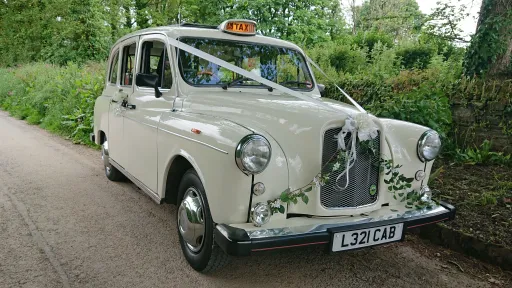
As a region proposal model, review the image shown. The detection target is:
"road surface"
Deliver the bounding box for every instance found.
[0,111,508,287]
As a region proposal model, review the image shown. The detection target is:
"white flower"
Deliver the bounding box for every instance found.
[332,162,341,172]
[271,199,282,208]
[313,176,321,188]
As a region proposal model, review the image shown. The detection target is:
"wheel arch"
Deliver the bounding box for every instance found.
[162,152,206,205]
[98,130,107,145]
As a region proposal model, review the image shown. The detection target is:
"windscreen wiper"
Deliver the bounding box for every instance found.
[222,77,273,92]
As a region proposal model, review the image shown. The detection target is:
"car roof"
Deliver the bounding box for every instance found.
[113,24,304,52]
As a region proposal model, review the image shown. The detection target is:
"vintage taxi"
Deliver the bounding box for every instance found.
[91,20,455,272]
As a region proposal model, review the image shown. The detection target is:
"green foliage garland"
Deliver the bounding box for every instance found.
[268,141,434,214]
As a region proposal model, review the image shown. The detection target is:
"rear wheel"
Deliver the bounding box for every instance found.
[101,140,125,182]
[177,169,229,272]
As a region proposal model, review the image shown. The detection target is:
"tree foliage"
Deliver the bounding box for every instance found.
[0,0,345,65]
[463,0,512,77]
[355,0,424,39]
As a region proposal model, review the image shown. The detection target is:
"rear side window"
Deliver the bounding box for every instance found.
[139,40,173,89]
[109,50,119,84]
[121,43,137,86]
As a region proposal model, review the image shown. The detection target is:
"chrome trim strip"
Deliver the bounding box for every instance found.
[109,159,162,204]
[244,205,449,239]
[123,116,158,129]
[159,128,229,154]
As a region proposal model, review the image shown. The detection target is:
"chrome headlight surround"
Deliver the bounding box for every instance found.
[235,134,272,174]
[417,130,441,162]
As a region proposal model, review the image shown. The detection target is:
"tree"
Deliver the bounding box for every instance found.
[355,0,424,40]
[463,0,512,77]
[226,0,345,46]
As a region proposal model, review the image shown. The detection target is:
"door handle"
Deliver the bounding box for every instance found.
[126,104,136,110]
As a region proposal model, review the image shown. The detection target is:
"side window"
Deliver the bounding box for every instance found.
[139,40,173,89]
[121,43,136,86]
[109,50,119,84]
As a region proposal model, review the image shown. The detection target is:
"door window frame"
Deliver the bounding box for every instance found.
[136,34,176,95]
[119,39,138,90]
[107,48,120,86]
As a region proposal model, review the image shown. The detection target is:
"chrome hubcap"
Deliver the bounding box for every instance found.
[102,141,111,173]
[178,188,205,253]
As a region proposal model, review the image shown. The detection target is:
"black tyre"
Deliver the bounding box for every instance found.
[101,140,125,182]
[177,169,229,272]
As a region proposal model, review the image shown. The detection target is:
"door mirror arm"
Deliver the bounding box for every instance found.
[317,84,326,96]
[136,73,162,98]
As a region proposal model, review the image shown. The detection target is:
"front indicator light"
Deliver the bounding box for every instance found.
[251,202,271,227]
[252,182,266,196]
[420,186,432,203]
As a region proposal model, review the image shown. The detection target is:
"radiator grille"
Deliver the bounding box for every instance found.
[320,128,380,209]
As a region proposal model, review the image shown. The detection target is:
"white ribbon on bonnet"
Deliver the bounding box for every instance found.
[168,37,379,190]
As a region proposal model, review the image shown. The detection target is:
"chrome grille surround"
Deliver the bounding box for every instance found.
[320,128,380,209]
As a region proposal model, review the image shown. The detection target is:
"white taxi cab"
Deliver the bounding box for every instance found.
[91,20,455,272]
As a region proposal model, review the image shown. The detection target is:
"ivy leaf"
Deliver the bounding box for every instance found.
[393,194,397,200]
[388,186,393,191]
[280,192,289,202]
[398,192,404,197]
[405,183,412,188]
[302,194,309,205]
[304,186,312,192]
[384,179,390,184]
[292,198,298,205]
[404,178,414,183]
[278,205,285,214]
[390,209,398,212]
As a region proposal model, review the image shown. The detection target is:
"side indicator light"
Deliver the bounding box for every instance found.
[191,128,201,134]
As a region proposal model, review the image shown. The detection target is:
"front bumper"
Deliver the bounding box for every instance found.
[214,202,455,256]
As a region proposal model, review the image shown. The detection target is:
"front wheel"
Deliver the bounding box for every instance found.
[177,169,229,272]
[101,140,125,182]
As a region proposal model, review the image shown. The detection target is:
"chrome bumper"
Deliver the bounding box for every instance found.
[214,202,455,256]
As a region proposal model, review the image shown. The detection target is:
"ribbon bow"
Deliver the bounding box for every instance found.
[334,114,378,190]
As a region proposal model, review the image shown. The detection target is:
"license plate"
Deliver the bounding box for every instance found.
[331,223,403,252]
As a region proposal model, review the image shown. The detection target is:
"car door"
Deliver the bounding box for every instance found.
[105,46,125,166]
[107,37,138,169]
[122,34,176,194]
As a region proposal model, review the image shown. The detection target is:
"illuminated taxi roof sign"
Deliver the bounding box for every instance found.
[219,20,257,36]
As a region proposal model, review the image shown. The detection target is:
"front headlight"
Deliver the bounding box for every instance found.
[417,130,441,162]
[235,134,271,174]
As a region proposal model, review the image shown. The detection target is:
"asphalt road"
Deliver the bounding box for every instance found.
[0,111,507,288]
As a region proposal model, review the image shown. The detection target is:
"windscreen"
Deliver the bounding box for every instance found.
[178,38,314,90]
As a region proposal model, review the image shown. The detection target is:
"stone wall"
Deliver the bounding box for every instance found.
[452,95,512,154]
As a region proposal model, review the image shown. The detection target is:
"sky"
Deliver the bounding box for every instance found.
[342,0,482,40]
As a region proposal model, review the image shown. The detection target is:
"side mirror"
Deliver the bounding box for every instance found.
[317,84,326,96]
[136,73,162,98]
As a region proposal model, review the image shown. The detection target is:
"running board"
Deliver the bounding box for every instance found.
[109,159,162,204]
